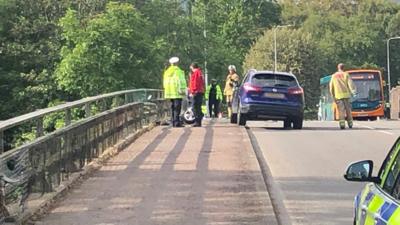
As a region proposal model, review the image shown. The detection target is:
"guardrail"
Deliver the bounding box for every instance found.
[0,89,169,223]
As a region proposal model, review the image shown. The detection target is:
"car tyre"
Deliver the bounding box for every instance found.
[293,116,303,129]
[182,108,195,125]
[237,110,247,126]
[230,113,237,124]
[284,119,292,129]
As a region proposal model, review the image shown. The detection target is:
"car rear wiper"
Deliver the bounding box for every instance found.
[274,84,289,87]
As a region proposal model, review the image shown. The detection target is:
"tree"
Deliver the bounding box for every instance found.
[56,2,156,97]
[280,0,400,97]
[0,0,72,119]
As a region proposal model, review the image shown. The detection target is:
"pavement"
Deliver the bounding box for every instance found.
[248,120,399,225]
[35,119,278,225]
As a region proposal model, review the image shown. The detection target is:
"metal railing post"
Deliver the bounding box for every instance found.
[36,117,44,138]
[0,178,10,218]
[0,131,3,154]
[85,103,91,118]
[65,109,71,126]
[101,99,107,112]
[125,93,129,104]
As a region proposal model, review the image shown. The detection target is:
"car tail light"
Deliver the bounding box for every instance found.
[243,83,262,92]
[288,87,303,95]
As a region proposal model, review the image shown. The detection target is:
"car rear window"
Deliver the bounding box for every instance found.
[251,73,297,87]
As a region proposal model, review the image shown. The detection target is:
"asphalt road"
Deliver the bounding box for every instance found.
[248,120,400,225]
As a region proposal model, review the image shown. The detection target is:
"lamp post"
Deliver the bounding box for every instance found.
[203,1,209,117]
[387,37,400,97]
[274,25,293,72]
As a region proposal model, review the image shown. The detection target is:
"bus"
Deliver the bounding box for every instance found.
[318,69,385,121]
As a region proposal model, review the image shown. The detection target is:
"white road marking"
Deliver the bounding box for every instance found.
[355,123,395,136]
[378,130,396,136]
[360,125,374,130]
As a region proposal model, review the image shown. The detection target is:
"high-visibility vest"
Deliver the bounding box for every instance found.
[205,84,223,101]
[163,65,187,99]
[329,71,356,99]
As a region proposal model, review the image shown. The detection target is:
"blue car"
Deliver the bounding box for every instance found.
[231,70,305,129]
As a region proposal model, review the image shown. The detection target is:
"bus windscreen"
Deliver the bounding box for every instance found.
[351,73,381,102]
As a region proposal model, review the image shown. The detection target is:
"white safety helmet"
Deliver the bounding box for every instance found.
[228,65,236,71]
[169,57,179,64]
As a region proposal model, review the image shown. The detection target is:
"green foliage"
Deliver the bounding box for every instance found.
[244,0,400,112]
[0,0,72,120]
[1,0,281,122]
[200,0,281,80]
[3,0,400,124]
[280,0,400,86]
[56,2,156,96]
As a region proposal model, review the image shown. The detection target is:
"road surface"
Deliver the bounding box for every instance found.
[36,121,278,225]
[249,120,399,225]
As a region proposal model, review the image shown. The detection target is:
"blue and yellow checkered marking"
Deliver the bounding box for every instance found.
[356,186,400,225]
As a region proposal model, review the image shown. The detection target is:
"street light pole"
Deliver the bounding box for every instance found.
[273,25,293,72]
[203,1,209,117]
[387,37,400,96]
[274,28,277,72]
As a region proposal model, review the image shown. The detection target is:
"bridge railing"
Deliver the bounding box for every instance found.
[0,89,169,223]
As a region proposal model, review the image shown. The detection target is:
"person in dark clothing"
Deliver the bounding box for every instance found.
[189,63,205,127]
[205,79,223,118]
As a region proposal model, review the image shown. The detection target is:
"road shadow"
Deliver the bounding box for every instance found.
[35,124,274,225]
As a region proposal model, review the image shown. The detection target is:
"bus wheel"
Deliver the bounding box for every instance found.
[369,116,377,121]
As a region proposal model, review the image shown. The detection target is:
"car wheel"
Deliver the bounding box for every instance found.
[230,113,237,124]
[284,119,292,129]
[293,116,303,129]
[183,108,195,124]
[237,110,247,126]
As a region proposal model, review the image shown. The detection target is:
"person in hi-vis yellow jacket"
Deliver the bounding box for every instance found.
[329,63,356,129]
[163,57,187,127]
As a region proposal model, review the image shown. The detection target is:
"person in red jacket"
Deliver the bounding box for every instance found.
[189,62,205,127]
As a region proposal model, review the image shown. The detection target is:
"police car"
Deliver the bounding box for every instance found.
[345,138,400,224]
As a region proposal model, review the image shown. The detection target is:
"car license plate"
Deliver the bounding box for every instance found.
[264,93,285,99]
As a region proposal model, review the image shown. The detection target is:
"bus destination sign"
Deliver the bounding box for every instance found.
[351,73,377,80]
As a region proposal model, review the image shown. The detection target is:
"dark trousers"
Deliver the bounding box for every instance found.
[170,99,182,126]
[193,93,204,125]
[208,98,220,118]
